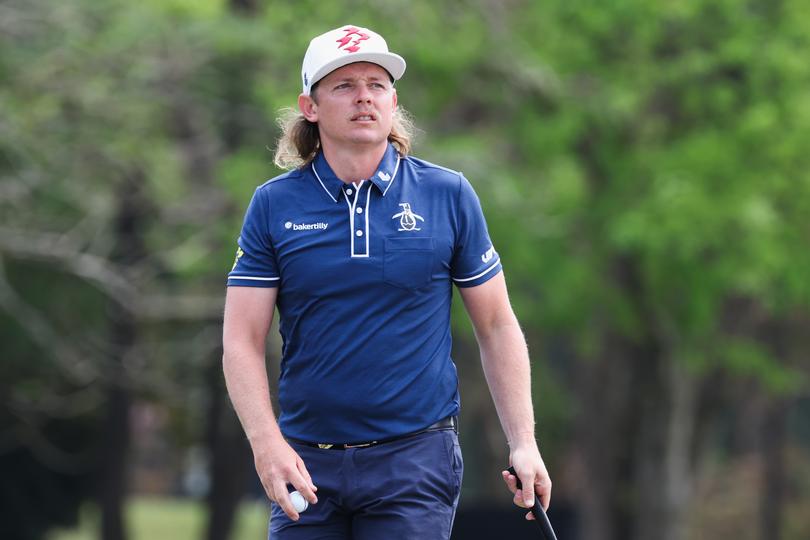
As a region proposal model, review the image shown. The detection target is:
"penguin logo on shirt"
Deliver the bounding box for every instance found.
[392,203,424,231]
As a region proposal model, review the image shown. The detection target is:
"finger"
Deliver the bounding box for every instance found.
[296,460,318,502]
[513,489,526,508]
[262,476,278,503]
[537,479,552,512]
[519,471,536,507]
[260,477,276,504]
[272,478,300,521]
[525,510,535,521]
[290,470,318,505]
[501,470,518,494]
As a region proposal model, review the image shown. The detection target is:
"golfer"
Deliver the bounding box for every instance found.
[223,24,551,539]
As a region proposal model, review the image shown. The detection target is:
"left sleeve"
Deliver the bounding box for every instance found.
[450,174,502,288]
[227,187,280,288]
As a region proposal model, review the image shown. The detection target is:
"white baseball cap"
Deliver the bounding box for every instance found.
[301,25,406,96]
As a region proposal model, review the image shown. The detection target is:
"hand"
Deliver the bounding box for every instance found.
[252,435,318,520]
[501,442,551,520]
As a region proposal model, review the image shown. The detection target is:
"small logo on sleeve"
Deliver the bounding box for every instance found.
[392,203,424,231]
[481,245,496,263]
[231,246,244,270]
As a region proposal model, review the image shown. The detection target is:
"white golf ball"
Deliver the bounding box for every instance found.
[290,490,308,513]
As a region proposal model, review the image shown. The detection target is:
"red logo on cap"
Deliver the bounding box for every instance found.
[336,26,369,53]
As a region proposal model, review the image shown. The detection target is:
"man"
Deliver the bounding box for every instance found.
[223,24,551,539]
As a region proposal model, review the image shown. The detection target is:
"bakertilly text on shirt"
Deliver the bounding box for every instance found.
[285,221,329,231]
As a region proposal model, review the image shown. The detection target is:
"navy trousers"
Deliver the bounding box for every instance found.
[269,429,463,540]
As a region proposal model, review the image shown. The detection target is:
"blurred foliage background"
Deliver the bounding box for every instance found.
[2,0,809,539]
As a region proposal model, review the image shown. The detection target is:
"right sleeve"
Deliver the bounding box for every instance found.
[449,174,502,288]
[227,187,280,288]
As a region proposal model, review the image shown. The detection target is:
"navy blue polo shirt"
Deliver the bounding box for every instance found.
[227,143,502,443]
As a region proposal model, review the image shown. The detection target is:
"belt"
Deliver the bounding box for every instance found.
[288,416,458,450]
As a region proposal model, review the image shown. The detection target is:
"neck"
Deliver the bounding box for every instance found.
[321,141,388,183]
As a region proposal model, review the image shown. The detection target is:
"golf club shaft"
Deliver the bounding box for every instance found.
[506,466,559,540]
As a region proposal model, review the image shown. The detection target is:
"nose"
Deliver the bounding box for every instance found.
[355,83,372,104]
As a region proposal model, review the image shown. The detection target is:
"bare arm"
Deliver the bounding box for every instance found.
[222,286,317,519]
[458,271,552,516]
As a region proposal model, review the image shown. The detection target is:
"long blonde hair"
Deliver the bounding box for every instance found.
[273,103,415,170]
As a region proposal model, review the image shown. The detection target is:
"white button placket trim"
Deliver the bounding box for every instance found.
[363,184,371,254]
[343,181,369,258]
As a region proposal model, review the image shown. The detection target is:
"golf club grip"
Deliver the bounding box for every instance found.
[506,466,559,540]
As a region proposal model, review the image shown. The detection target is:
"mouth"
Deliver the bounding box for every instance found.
[351,112,376,122]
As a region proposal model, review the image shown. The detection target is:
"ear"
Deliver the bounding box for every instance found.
[298,94,318,122]
[392,88,398,110]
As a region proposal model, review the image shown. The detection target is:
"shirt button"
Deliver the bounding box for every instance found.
[356,230,363,237]
[346,188,353,195]
[356,207,363,214]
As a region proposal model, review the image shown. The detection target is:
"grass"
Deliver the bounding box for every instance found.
[49,497,269,540]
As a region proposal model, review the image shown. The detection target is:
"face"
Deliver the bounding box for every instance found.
[298,62,398,152]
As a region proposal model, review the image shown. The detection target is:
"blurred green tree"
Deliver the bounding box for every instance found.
[411,1,810,539]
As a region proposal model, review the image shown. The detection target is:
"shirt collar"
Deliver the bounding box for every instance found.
[311,143,401,203]
[367,143,401,196]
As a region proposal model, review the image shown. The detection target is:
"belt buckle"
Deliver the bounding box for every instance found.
[344,441,376,449]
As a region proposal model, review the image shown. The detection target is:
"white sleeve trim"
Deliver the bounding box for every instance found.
[228,275,280,281]
[451,260,501,282]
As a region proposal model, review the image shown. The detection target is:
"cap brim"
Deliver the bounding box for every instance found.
[308,52,406,93]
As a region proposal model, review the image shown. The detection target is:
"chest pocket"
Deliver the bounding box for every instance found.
[383,237,435,290]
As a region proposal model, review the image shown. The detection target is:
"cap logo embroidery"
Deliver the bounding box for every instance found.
[336,26,369,53]
[392,202,424,231]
